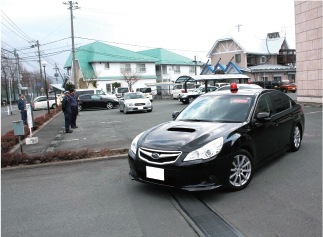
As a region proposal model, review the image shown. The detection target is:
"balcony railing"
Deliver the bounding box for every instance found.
[278,49,296,64]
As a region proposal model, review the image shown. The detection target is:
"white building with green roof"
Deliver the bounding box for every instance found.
[64,42,159,93]
[137,48,204,83]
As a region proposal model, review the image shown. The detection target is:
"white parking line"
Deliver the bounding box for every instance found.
[304,111,322,115]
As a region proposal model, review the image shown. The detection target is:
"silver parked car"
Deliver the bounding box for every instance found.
[119,92,153,114]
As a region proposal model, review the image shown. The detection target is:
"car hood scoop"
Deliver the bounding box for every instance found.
[167,127,196,133]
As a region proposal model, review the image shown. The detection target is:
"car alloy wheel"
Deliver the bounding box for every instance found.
[78,105,82,111]
[291,125,301,151]
[106,102,113,110]
[123,106,127,114]
[188,97,195,104]
[52,104,57,109]
[227,149,253,191]
[283,89,287,93]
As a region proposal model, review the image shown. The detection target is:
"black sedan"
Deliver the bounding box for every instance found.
[128,86,305,191]
[78,94,119,111]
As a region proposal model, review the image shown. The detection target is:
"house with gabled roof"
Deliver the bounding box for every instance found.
[137,48,204,83]
[207,31,296,82]
[64,42,158,93]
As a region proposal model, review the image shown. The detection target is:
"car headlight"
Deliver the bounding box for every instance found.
[130,132,144,154]
[126,103,134,106]
[183,137,223,162]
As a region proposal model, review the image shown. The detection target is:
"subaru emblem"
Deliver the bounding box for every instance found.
[151,153,160,159]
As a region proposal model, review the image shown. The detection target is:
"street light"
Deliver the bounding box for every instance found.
[41,61,50,115]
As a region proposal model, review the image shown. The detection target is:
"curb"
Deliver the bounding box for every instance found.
[9,111,63,153]
[1,153,128,171]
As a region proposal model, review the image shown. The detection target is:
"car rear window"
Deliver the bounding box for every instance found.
[139,88,152,93]
[118,88,129,93]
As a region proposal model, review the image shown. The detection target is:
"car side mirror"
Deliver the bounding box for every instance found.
[256,112,271,121]
[172,111,180,120]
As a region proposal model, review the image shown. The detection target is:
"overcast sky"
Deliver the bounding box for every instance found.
[1,0,296,83]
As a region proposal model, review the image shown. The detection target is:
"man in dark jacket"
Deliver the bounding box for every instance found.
[70,88,78,128]
[18,94,27,125]
[62,91,73,133]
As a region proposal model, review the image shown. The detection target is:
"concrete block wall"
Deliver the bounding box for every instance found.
[295,1,323,103]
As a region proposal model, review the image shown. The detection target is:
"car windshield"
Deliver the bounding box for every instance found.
[125,93,145,100]
[176,95,255,123]
[139,88,151,93]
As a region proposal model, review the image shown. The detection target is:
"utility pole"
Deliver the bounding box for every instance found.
[14,49,22,95]
[31,40,44,94]
[63,1,79,88]
[193,56,197,75]
[236,24,243,32]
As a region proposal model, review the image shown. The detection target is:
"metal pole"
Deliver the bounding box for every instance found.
[14,49,22,95]
[68,1,78,88]
[43,66,50,115]
[194,55,197,75]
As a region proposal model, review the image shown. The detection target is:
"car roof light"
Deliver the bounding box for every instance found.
[230,83,238,93]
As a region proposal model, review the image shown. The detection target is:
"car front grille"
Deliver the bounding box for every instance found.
[135,103,146,106]
[138,147,182,165]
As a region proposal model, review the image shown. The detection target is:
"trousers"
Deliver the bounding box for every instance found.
[64,111,71,131]
[21,110,27,125]
[71,106,78,127]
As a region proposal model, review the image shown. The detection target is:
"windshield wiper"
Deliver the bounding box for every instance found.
[180,119,213,122]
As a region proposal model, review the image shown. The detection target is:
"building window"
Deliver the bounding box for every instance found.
[261,56,266,63]
[136,63,146,72]
[105,62,110,69]
[247,57,256,65]
[189,66,195,74]
[174,65,180,74]
[120,63,131,73]
[235,54,241,63]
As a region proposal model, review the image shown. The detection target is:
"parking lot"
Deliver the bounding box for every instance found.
[3,97,322,237]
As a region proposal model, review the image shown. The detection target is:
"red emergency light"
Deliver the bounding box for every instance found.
[230,83,238,93]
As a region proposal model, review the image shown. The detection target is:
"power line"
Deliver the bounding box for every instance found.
[1,22,33,43]
[41,18,70,41]
[1,10,35,42]
[75,37,208,53]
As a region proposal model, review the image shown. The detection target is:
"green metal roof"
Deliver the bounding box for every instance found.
[64,42,159,79]
[137,48,204,66]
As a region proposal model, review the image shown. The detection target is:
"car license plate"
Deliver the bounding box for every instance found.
[146,166,164,181]
[138,106,143,110]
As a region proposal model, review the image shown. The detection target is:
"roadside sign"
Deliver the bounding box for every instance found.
[37,83,41,87]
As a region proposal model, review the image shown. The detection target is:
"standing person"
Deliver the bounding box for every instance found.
[18,94,27,125]
[69,88,78,128]
[61,91,73,133]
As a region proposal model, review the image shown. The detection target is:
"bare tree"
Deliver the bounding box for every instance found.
[121,69,142,92]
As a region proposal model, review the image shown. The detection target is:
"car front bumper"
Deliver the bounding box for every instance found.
[125,105,152,112]
[128,150,225,191]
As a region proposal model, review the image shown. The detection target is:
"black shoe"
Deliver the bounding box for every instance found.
[66,130,73,133]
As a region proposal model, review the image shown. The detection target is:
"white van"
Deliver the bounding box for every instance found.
[171,83,196,99]
[32,96,58,110]
[115,87,129,98]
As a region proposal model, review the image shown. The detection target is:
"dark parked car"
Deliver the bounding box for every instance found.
[78,94,119,111]
[179,86,218,104]
[251,81,281,90]
[128,85,305,191]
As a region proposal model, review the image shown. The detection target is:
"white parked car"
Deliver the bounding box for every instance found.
[136,87,153,101]
[32,96,57,110]
[171,83,196,99]
[119,92,153,114]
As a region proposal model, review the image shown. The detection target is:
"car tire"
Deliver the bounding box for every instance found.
[148,108,153,112]
[119,105,123,112]
[226,149,254,191]
[123,106,128,114]
[106,102,113,110]
[290,124,302,152]
[52,104,57,109]
[283,89,287,93]
[78,105,82,111]
[171,94,173,100]
[188,97,195,104]
[182,101,188,104]
[292,91,296,93]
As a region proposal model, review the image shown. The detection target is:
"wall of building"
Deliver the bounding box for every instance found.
[295,1,322,103]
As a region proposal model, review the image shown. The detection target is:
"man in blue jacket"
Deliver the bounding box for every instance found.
[18,94,27,125]
[70,88,78,128]
[61,91,73,133]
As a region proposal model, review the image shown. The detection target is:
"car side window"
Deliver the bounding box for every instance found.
[270,92,291,114]
[255,94,273,115]
[80,95,91,99]
[91,95,100,99]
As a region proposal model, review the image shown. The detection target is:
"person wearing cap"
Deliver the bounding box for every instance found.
[62,91,73,133]
[69,88,78,128]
